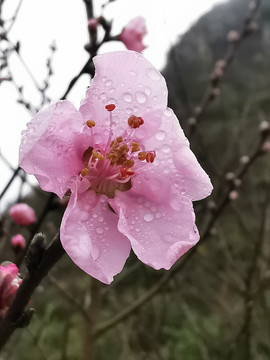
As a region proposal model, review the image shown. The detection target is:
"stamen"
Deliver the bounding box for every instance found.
[146,151,156,163]
[138,152,147,161]
[128,115,144,129]
[131,142,140,152]
[81,168,89,176]
[105,104,116,112]
[86,120,95,128]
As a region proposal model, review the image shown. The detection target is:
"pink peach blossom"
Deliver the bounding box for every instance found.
[11,234,26,250]
[119,17,147,53]
[0,263,22,318]
[19,51,212,284]
[9,203,37,226]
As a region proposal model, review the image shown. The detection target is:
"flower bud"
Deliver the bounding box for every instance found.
[0,263,22,318]
[9,203,37,226]
[229,190,239,201]
[119,17,147,53]
[11,234,26,251]
[227,30,240,42]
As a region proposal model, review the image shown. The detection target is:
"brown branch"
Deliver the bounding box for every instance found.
[186,0,261,139]
[47,275,90,321]
[0,232,65,350]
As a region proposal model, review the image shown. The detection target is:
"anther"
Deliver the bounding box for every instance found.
[128,115,144,129]
[117,136,123,143]
[146,152,156,163]
[105,104,116,112]
[131,142,140,152]
[86,120,95,128]
[81,168,89,176]
[138,152,146,161]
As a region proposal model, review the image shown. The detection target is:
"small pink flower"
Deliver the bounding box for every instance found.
[0,263,22,318]
[119,17,147,53]
[11,234,26,251]
[19,51,212,284]
[9,203,37,226]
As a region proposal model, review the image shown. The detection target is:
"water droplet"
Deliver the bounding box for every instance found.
[162,145,171,153]
[95,227,103,235]
[92,246,101,260]
[105,80,112,87]
[98,217,104,223]
[155,130,166,141]
[93,214,98,218]
[164,108,172,117]
[99,93,107,101]
[136,92,147,104]
[129,70,136,76]
[162,233,177,243]
[144,213,154,222]
[144,201,151,208]
[135,228,140,232]
[147,68,161,81]
[155,212,162,219]
[81,211,89,222]
[144,86,151,96]
[123,93,132,103]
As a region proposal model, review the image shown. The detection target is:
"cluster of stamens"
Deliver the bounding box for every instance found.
[80,104,156,197]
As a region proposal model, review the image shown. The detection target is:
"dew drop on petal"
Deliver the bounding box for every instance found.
[162,144,171,153]
[99,93,107,101]
[146,68,161,81]
[143,213,154,222]
[162,233,177,243]
[155,212,162,219]
[95,227,104,235]
[105,80,112,87]
[123,93,133,103]
[136,92,147,104]
[155,130,166,141]
[144,86,151,96]
[98,217,104,223]
[129,70,136,76]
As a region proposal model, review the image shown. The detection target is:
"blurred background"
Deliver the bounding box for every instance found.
[1,0,270,359]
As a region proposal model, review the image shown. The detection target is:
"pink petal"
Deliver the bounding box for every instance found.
[20,101,89,198]
[110,185,199,270]
[60,183,131,284]
[79,51,168,142]
[141,107,213,201]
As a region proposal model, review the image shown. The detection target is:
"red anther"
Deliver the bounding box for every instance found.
[137,117,144,125]
[105,104,116,111]
[120,167,134,178]
[125,168,135,176]
[128,115,144,129]
[146,152,156,163]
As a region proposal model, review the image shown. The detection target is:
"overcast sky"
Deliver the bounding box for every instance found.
[0,0,226,204]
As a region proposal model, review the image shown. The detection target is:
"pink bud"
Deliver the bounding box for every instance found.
[119,17,147,53]
[227,30,240,42]
[9,203,37,226]
[11,234,26,251]
[262,141,270,153]
[229,190,239,201]
[0,263,22,318]
[88,18,97,31]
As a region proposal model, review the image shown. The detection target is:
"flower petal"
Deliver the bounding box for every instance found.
[141,107,213,201]
[60,185,131,284]
[110,185,199,270]
[79,51,168,141]
[19,101,88,198]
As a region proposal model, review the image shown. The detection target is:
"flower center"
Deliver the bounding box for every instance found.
[80,104,156,198]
